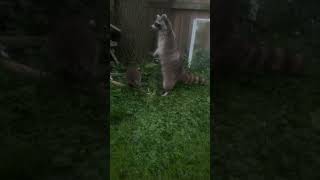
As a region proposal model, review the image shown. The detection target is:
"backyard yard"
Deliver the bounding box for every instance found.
[110,54,210,179]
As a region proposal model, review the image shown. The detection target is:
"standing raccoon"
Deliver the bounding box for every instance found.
[151,14,206,96]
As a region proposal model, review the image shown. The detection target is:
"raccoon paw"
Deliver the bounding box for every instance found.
[152,51,159,57]
[161,91,169,96]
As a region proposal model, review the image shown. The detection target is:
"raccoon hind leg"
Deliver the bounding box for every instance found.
[161,91,169,96]
[162,78,176,96]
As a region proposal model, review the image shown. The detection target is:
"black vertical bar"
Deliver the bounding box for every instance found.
[95,0,109,179]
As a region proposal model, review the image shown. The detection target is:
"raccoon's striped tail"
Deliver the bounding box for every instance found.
[179,72,207,85]
[240,45,304,74]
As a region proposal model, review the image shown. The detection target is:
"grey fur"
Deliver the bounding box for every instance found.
[151,14,183,94]
[151,14,205,95]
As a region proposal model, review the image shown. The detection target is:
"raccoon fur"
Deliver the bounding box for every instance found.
[126,66,142,88]
[213,37,304,76]
[151,14,206,96]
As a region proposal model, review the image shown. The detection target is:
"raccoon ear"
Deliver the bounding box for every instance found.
[161,14,172,29]
[156,14,161,18]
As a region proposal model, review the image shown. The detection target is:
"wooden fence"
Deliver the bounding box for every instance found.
[110,0,210,64]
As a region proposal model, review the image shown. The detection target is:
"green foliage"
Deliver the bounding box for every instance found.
[190,48,210,77]
[141,62,162,92]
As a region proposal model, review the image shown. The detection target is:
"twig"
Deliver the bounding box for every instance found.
[111,80,125,87]
[0,36,47,46]
[110,24,122,32]
[110,49,120,64]
[110,72,124,77]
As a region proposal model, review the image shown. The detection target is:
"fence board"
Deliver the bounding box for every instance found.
[110,0,210,64]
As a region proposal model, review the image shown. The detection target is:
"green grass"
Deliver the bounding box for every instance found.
[110,70,210,179]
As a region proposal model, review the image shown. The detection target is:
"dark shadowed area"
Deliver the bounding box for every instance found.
[0,0,108,179]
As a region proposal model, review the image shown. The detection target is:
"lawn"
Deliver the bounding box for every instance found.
[110,61,210,179]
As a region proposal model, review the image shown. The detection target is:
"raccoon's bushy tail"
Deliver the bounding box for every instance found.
[214,38,304,75]
[240,45,304,74]
[179,72,207,85]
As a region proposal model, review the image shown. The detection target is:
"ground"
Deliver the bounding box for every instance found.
[110,79,210,179]
[2,54,320,179]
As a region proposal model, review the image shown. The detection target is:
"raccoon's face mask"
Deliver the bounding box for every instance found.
[151,14,168,31]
